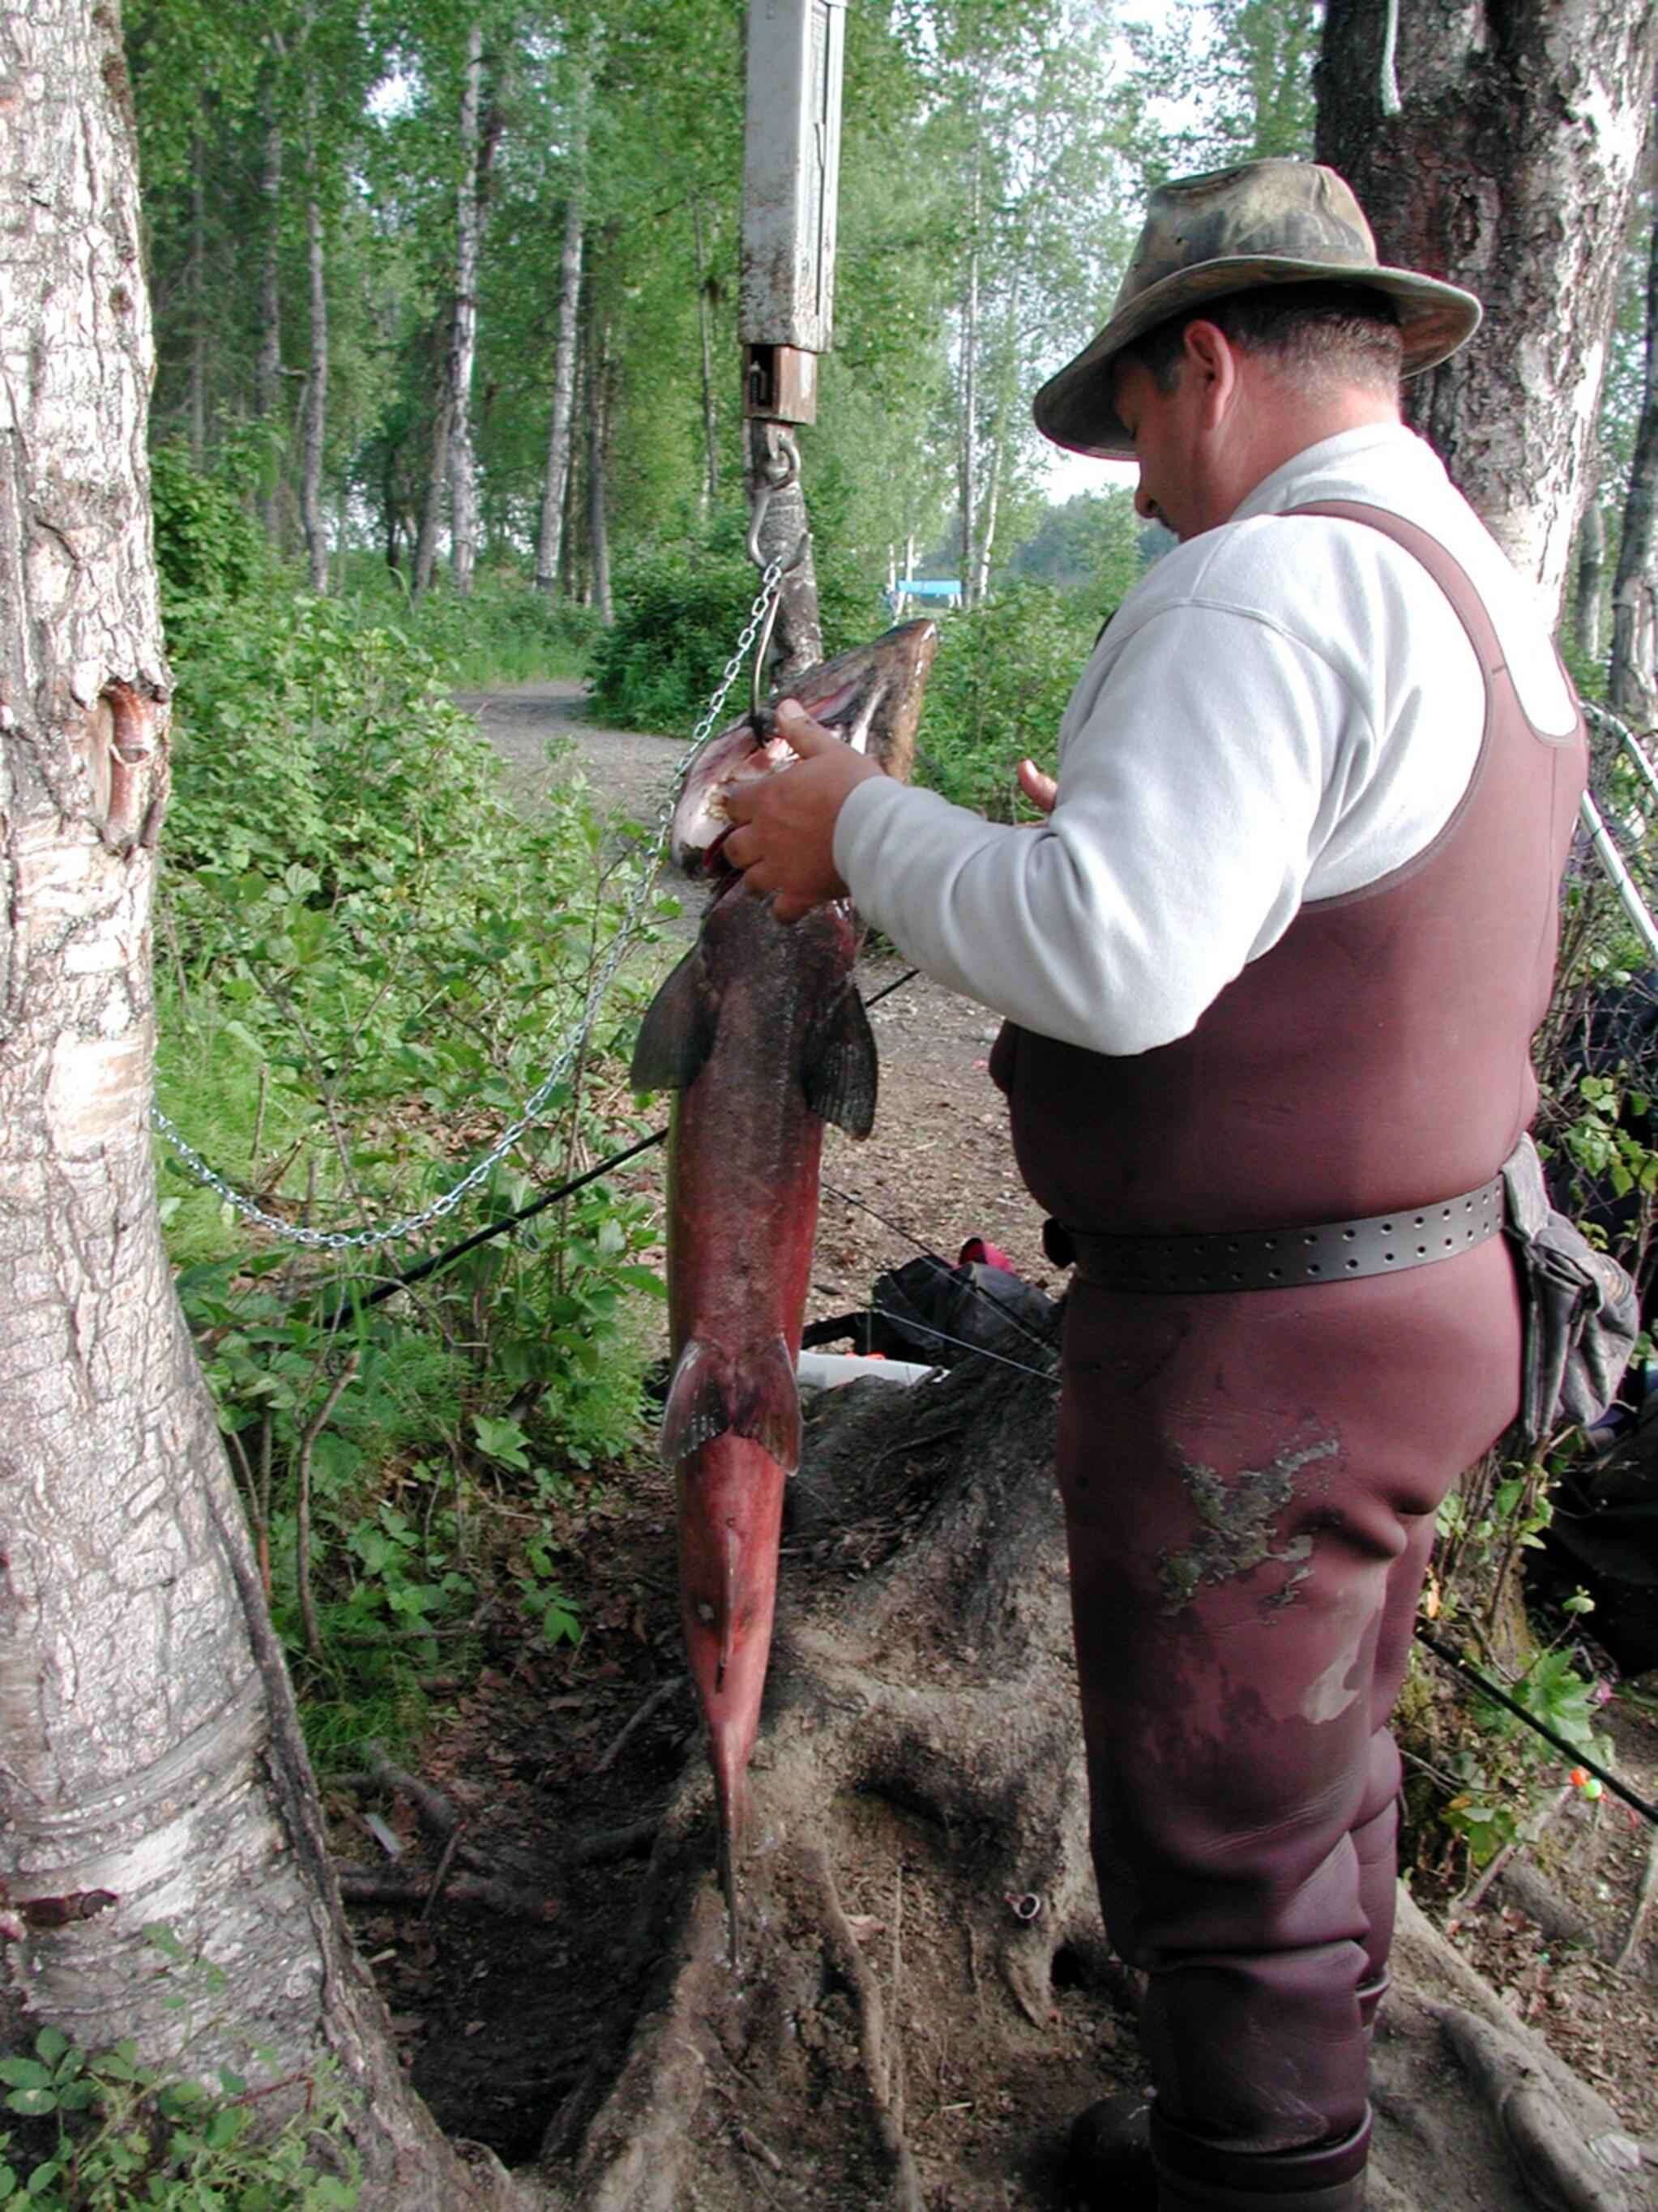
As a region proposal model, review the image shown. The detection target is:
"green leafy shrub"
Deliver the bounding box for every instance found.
[152,562,669,1754]
[914,583,1100,818]
[150,442,274,616]
[0,1937,360,2209]
[590,504,878,735]
[340,562,600,689]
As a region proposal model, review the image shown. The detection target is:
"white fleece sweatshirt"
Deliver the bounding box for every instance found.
[835,425,1578,1057]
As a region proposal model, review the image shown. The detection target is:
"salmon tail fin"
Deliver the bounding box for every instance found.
[630,945,717,1093]
[801,983,878,1137]
[733,1335,801,1473]
[660,1338,731,1466]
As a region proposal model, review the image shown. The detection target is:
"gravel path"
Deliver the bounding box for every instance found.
[459,679,1062,1335]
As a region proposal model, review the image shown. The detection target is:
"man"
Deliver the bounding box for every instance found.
[724,159,1586,2212]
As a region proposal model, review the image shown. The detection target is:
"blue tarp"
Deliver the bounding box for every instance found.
[885,579,963,606]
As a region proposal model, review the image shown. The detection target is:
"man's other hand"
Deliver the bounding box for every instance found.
[721,698,882,922]
[1017,758,1058,816]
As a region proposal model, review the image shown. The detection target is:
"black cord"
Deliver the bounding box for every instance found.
[336,1128,668,1317]
[1414,1625,1658,1828]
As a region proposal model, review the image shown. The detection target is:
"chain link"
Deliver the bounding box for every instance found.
[150,557,788,1252]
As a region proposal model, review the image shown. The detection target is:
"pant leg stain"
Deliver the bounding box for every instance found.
[1157,1438,1340,1615]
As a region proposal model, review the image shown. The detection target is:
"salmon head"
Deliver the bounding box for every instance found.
[669,617,938,876]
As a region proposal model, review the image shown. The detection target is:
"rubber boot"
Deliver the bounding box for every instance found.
[1151,2108,1370,2212]
[1065,2086,1156,2205]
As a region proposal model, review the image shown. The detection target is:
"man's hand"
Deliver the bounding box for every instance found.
[721,698,882,922]
[1017,757,1058,816]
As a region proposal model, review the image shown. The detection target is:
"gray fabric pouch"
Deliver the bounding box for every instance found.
[1501,1134,1641,1452]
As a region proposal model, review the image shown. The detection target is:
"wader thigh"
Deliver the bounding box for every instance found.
[1058,1236,1520,2155]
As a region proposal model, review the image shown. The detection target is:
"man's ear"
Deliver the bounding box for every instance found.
[1181,318,1238,427]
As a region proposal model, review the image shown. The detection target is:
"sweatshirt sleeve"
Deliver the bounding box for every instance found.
[834,600,1369,1057]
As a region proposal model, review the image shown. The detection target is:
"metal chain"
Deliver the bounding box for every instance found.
[150,556,788,1252]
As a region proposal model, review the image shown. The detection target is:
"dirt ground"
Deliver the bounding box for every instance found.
[335,682,1658,2208]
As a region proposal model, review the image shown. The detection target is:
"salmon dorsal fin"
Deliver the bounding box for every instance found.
[801,983,878,1137]
[630,946,717,1093]
[733,1334,801,1474]
[659,1338,731,1465]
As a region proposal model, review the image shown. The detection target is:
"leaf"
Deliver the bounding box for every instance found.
[2,2093,55,2120]
[0,2065,50,2093]
[472,1415,530,1471]
[31,2031,67,2069]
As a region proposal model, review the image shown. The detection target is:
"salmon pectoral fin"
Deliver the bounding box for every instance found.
[801,984,878,1138]
[660,1338,733,1466]
[630,945,717,1093]
[731,1334,802,1475]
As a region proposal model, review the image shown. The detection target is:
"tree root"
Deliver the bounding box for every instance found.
[807,1843,921,2211]
[1437,2000,1645,2211]
[335,1868,558,1919]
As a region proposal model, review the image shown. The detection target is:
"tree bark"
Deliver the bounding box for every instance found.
[746,421,823,688]
[692,199,720,521]
[448,21,485,600]
[585,291,613,629]
[1316,0,1658,617]
[0,7,533,2203]
[412,309,453,604]
[534,40,594,595]
[300,175,328,595]
[254,49,284,541]
[959,134,981,609]
[1576,464,1607,668]
[1612,188,1658,724]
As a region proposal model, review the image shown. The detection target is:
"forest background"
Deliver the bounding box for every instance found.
[130,0,1658,1832]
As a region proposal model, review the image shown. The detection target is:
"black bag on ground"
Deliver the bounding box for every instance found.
[1502,1134,1640,1452]
[801,1251,1059,1369]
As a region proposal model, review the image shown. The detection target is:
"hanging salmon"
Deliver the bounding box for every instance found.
[631,620,938,1962]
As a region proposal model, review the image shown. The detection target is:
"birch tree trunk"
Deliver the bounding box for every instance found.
[0,7,532,2203]
[692,199,720,521]
[1316,0,1658,618]
[412,309,453,603]
[448,21,485,600]
[534,42,594,596]
[1612,192,1658,724]
[959,135,981,609]
[254,53,284,541]
[584,294,613,628]
[1576,468,1607,667]
[300,176,329,595]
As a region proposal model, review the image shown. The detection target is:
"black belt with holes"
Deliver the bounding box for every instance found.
[1043,1173,1506,1294]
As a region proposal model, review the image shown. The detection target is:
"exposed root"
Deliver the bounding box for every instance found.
[807,1843,921,2211]
[592,1677,686,1779]
[1614,1823,1658,1973]
[1437,2000,1643,2211]
[335,1868,557,1919]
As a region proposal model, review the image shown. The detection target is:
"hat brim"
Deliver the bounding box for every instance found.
[1032,257,1483,459]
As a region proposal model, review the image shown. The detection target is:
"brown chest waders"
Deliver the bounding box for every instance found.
[995,506,1587,2207]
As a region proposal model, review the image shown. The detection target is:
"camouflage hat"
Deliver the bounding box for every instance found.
[1032,158,1482,459]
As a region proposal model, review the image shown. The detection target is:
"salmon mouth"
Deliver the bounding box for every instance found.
[667,620,938,875]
